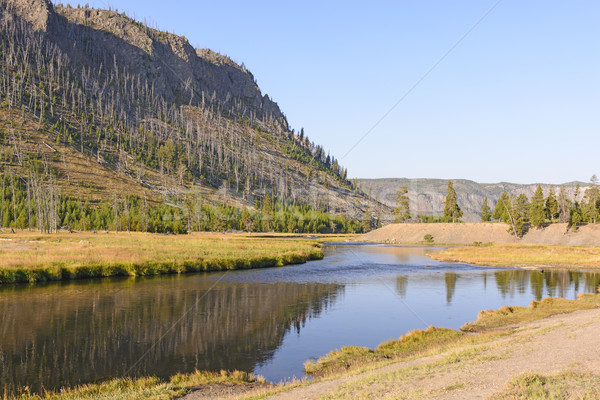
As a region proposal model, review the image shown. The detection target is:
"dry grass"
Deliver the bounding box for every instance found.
[0,231,323,284]
[461,294,600,332]
[489,370,600,399]
[431,244,600,269]
[303,326,467,378]
[7,370,269,400]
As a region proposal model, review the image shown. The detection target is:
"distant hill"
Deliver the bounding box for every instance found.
[357,178,587,222]
[0,0,386,229]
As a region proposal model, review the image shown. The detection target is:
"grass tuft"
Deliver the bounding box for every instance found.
[489,370,600,399]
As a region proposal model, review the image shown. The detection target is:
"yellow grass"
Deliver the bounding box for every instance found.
[9,369,269,400]
[0,231,323,283]
[461,294,600,332]
[431,244,600,269]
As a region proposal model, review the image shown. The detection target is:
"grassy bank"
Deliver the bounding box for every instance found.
[0,232,324,284]
[8,370,270,400]
[461,293,600,332]
[430,244,600,269]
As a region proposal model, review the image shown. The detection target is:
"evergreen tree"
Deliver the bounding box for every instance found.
[393,186,411,222]
[511,193,530,238]
[492,191,510,222]
[443,181,462,223]
[545,186,558,221]
[530,185,545,229]
[570,202,583,230]
[480,197,492,222]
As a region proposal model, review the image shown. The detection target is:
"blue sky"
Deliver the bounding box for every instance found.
[62,1,600,184]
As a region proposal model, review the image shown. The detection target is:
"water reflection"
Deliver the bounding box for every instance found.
[493,269,600,300]
[0,276,342,395]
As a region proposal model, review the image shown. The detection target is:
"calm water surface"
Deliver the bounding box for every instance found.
[1,244,599,394]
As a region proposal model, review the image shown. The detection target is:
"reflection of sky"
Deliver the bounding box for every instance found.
[252,244,600,382]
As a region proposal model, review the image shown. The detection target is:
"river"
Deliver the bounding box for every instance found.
[1,243,599,395]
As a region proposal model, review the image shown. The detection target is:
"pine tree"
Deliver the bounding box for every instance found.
[492,191,510,222]
[443,181,462,223]
[393,186,411,222]
[545,186,558,221]
[530,185,545,229]
[511,193,530,237]
[480,197,491,222]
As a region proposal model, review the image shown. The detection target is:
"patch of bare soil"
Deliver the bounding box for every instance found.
[264,308,600,399]
[180,382,275,400]
[361,222,600,246]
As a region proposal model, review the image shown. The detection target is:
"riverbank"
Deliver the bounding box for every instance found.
[11,293,600,399]
[431,244,600,269]
[360,222,600,246]
[0,231,326,284]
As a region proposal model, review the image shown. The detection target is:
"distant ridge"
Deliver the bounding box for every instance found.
[357,178,587,222]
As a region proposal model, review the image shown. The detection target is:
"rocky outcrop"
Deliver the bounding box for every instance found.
[1,0,287,129]
[2,0,55,31]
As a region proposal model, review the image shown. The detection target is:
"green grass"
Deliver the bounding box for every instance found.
[461,294,600,332]
[8,370,266,400]
[489,371,600,400]
[0,232,323,284]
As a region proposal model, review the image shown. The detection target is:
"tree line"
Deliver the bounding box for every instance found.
[482,176,600,237]
[0,170,363,234]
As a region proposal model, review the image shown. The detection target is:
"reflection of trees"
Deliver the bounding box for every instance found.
[530,271,544,301]
[495,270,600,301]
[444,273,457,304]
[395,276,408,298]
[0,277,342,395]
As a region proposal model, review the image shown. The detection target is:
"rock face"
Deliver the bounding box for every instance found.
[2,0,55,31]
[358,178,587,222]
[1,0,287,129]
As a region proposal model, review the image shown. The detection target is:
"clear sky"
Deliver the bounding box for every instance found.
[61,0,600,184]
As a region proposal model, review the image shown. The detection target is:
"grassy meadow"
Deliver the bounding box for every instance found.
[0,231,327,284]
[431,244,600,269]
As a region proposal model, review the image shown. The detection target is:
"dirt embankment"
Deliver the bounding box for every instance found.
[361,223,600,246]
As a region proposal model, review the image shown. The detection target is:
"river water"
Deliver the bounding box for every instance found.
[1,243,599,394]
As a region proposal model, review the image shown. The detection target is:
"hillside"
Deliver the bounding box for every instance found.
[0,0,390,232]
[361,222,600,246]
[357,178,586,222]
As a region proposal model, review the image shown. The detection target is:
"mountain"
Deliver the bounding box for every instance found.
[0,0,387,231]
[357,178,587,222]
